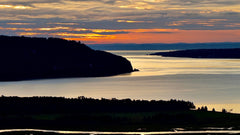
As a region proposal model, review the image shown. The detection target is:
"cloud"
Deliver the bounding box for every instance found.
[51,32,115,39]
[142,31,176,34]
[0,4,34,11]
[165,0,240,6]
[6,23,35,25]
[68,0,118,4]
[117,20,153,23]
[0,0,240,44]
[0,0,62,7]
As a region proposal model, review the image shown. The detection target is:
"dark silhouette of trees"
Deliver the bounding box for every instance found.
[0,96,195,114]
[198,106,208,112]
[222,108,227,113]
[0,96,239,131]
[212,108,216,112]
[0,35,133,81]
[204,106,208,111]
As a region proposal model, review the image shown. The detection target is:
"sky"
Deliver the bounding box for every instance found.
[0,0,240,44]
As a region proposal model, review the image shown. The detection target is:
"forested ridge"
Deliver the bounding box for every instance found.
[0,35,133,81]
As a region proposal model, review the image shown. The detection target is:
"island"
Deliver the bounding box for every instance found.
[150,48,240,58]
[0,35,133,81]
[0,96,240,133]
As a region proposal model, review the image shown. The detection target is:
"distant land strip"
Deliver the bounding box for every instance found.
[150,48,240,59]
[89,43,240,50]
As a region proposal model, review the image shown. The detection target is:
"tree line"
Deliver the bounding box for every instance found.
[0,96,195,114]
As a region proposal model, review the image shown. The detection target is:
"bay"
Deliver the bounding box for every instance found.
[0,50,240,113]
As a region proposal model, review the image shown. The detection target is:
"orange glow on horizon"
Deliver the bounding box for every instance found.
[63,29,240,44]
[53,33,115,39]
[2,25,240,44]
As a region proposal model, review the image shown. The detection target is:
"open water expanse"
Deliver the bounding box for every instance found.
[0,50,240,113]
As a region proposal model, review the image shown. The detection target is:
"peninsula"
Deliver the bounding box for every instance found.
[150,48,240,58]
[0,35,133,81]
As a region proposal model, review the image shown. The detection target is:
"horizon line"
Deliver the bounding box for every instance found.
[88,42,240,45]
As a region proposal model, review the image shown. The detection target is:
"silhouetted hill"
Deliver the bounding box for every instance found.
[0,35,133,81]
[150,48,240,58]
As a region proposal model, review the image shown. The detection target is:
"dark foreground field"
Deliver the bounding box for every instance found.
[0,96,240,133]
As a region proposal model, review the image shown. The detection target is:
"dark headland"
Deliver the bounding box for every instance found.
[150,48,240,58]
[0,35,133,81]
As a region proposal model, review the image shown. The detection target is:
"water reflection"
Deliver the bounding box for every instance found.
[0,50,240,113]
[1,129,240,135]
[111,50,240,77]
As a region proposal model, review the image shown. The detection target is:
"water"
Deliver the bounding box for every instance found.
[1,129,240,135]
[0,50,240,113]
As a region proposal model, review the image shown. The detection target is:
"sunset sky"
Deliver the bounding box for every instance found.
[0,0,240,44]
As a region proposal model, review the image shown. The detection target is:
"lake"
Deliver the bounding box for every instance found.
[0,50,240,113]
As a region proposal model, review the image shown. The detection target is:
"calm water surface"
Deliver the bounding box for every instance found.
[1,50,240,113]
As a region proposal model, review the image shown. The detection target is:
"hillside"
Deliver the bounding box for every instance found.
[150,48,240,58]
[0,35,133,81]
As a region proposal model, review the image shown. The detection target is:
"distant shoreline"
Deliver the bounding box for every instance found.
[90,43,240,50]
[150,48,240,59]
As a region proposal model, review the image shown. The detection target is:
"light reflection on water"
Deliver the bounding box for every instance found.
[0,50,240,113]
[111,50,240,77]
[1,129,240,135]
